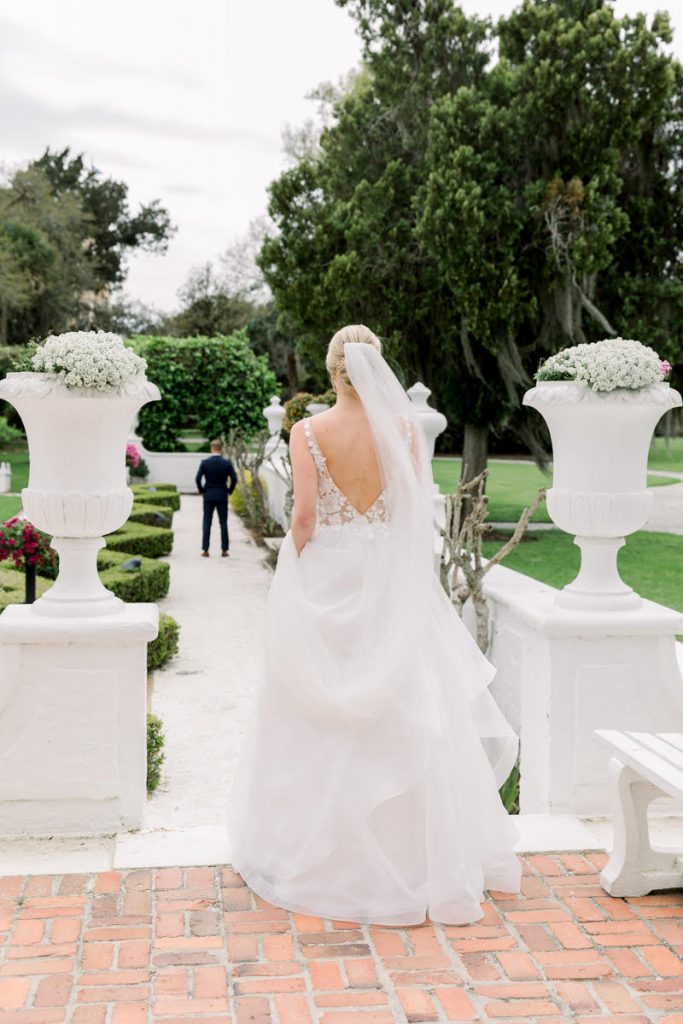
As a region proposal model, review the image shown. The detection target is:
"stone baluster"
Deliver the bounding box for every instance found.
[407,382,447,555]
[0,461,11,495]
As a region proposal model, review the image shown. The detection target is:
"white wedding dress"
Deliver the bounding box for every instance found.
[227,343,521,925]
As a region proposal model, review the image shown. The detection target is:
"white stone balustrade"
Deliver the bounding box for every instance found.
[407,382,447,551]
[264,396,286,436]
[0,461,11,494]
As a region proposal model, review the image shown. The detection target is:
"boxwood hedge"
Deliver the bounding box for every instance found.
[106,521,173,559]
[148,613,180,671]
[131,484,181,512]
[127,502,175,528]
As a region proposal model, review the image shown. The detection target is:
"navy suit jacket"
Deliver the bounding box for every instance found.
[196,455,238,499]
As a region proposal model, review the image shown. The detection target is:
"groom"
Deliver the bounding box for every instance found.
[195,439,238,557]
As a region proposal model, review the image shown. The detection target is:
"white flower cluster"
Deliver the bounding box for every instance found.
[31,331,147,391]
[536,338,665,392]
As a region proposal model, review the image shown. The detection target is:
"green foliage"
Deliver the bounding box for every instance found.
[128,333,278,451]
[130,484,181,512]
[127,502,174,528]
[0,416,23,446]
[165,263,255,338]
[0,165,94,345]
[147,613,180,671]
[146,714,165,791]
[98,550,170,603]
[282,389,337,433]
[0,149,173,345]
[106,520,173,559]
[34,148,174,292]
[260,0,683,463]
[499,759,520,815]
[128,457,149,480]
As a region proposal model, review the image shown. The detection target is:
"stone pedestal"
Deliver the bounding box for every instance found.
[484,565,683,816]
[0,604,158,836]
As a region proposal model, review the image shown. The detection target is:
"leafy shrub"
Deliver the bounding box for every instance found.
[0,416,24,447]
[282,389,336,434]
[147,714,165,791]
[128,502,175,528]
[106,521,173,559]
[97,550,170,602]
[130,484,181,512]
[148,613,180,671]
[0,346,30,379]
[129,456,149,480]
[128,332,279,451]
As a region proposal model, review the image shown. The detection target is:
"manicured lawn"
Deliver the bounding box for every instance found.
[0,447,28,521]
[433,458,678,524]
[0,447,29,491]
[0,495,22,519]
[482,528,683,614]
[648,435,683,473]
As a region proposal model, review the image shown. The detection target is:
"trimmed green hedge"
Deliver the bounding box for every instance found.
[128,502,175,528]
[128,332,278,452]
[147,714,165,791]
[106,521,173,559]
[148,613,180,671]
[98,549,170,603]
[131,484,181,512]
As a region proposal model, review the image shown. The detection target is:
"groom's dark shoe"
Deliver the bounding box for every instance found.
[222,550,230,557]
[201,551,209,557]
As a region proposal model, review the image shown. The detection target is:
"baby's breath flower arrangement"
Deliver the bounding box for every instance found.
[27,331,147,392]
[536,338,671,393]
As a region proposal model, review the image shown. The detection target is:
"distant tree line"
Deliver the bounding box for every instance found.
[256,0,683,474]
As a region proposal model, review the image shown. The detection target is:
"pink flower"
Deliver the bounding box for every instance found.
[126,443,140,468]
[661,360,672,377]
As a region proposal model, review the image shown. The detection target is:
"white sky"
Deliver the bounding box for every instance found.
[2,0,681,313]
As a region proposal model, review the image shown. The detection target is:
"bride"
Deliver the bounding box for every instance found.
[227,324,521,925]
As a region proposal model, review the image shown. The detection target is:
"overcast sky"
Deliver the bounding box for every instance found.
[2,0,681,314]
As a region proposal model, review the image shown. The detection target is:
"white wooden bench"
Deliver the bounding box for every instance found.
[595,730,683,897]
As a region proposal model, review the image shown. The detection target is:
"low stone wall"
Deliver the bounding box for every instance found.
[479,563,683,817]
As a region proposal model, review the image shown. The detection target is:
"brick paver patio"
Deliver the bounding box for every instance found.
[0,853,682,1023]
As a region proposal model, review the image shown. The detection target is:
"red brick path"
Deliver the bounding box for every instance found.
[0,853,682,1022]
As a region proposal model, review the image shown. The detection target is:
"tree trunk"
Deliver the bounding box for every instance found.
[461,424,489,484]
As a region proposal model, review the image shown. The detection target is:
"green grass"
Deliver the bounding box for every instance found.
[648,436,683,473]
[0,495,22,519]
[433,458,678,524]
[0,448,29,491]
[482,528,683,614]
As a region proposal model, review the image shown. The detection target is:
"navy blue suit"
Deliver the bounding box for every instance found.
[196,454,238,552]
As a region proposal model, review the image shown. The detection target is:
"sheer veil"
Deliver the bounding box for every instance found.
[343,342,518,787]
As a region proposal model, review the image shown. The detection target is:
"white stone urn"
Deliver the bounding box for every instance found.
[523,380,681,610]
[0,372,160,617]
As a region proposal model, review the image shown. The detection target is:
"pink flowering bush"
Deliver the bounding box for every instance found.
[0,518,54,569]
[126,443,141,469]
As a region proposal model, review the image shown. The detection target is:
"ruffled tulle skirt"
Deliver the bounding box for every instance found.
[227,524,521,925]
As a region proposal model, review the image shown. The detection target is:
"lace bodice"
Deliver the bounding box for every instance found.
[303,417,412,537]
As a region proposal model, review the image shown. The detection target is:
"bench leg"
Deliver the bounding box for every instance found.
[600,757,683,897]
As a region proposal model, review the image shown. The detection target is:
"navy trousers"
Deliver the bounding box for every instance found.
[202,494,229,552]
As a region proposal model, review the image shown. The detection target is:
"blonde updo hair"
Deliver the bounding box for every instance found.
[326,324,382,390]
